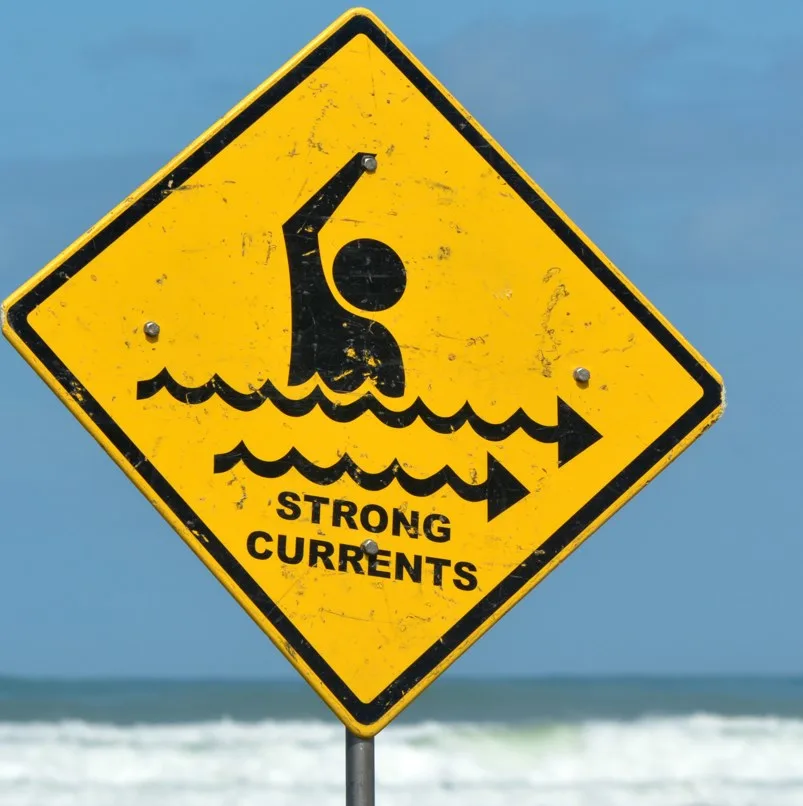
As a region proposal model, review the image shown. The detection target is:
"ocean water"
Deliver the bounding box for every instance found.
[1,677,802,805]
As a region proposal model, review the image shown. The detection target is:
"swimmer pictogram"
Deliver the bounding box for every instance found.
[214,443,529,521]
[284,152,406,398]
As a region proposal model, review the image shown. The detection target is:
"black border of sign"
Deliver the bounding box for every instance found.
[7,14,722,726]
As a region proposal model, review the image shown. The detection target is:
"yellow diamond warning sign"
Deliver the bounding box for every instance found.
[2,8,723,736]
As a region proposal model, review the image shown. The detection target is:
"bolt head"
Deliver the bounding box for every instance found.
[573,366,591,384]
[361,154,378,173]
[361,538,379,557]
[143,321,161,338]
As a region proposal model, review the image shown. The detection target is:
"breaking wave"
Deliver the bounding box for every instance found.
[1,714,802,806]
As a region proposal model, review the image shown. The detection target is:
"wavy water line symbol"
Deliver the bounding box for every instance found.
[214,443,530,521]
[138,369,601,466]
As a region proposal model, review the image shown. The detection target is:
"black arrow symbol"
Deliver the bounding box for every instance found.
[214,443,529,521]
[552,398,603,467]
[139,370,602,466]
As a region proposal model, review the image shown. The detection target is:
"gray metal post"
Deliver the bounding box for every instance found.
[345,728,375,806]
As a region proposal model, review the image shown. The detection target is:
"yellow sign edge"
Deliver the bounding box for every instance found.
[1,7,724,737]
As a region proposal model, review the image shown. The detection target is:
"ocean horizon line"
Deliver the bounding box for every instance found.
[2,673,802,726]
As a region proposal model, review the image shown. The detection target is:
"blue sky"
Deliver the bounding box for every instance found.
[0,0,800,680]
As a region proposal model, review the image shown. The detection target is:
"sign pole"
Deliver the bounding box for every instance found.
[346,727,375,806]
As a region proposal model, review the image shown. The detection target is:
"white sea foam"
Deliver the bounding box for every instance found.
[0,714,801,806]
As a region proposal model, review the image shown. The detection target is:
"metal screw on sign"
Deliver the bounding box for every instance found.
[361,154,378,173]
[143,321,161,338]
[361,539,380,557]
[573,367,591,384]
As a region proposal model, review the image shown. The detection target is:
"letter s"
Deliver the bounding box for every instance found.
[276,491,301,520]
[453,561,477,591]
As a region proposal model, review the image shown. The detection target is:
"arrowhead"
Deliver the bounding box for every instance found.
[486,454,529,521]
[556,398,602,466]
